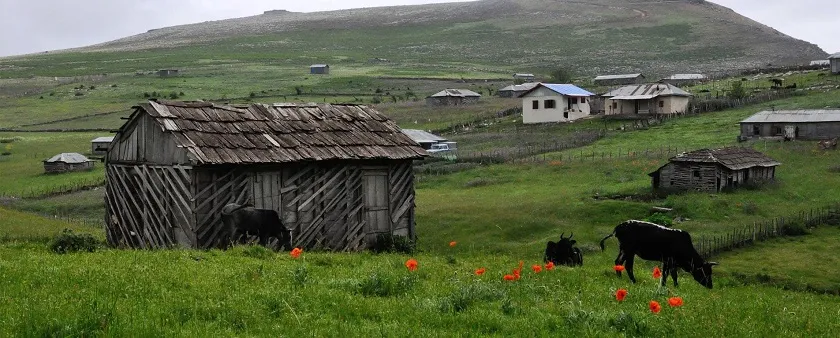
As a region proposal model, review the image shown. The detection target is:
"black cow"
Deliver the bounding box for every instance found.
[544,233,583,266]
[599,220,718,288]
[221,203,292,250]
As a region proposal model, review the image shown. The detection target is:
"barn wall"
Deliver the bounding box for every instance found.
[108,114,190,165]
[656,163,719,192]
[740,122,840,140]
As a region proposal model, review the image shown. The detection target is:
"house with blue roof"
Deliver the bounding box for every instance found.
[518,83,594,124]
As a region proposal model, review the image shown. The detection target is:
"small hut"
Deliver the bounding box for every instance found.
[425,89,481,106]
[43,153,95,173]
[91,136,114,156]
[649,147,780,193]
[105,100,426,250]
[310,64,330,74]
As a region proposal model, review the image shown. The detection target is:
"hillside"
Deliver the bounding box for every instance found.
[1,0,826,78]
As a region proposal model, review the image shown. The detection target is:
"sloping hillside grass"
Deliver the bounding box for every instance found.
[0,207,102,243]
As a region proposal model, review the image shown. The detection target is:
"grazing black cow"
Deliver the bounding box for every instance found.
[599,220,718,289]
[544,233,583,266]
[221,203,292,250]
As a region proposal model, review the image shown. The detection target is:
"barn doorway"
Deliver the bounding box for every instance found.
[362,169,390,245]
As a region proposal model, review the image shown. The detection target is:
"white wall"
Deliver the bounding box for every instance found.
[522,87,591,124]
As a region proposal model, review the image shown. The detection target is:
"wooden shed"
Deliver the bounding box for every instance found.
[425,89,481,106]
[44,153,96,173]
[310,64,330,74]
[105,100,426,250]
[649,147,780,193]
[740,109,840,141]
[830,53,840,75]
[91,136,114,156]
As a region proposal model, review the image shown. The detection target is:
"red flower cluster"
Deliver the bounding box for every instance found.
[668,297,684,307]
[615,289,628,302]
[649,300,662,314]
[614,265,625,272]
[405,258,418,271]
[532,264,543,273]
[504,261,525,281]
[290,247,303,259]
[545,261,555,271]
[449,241,457,247]
[653,266,662,279]
[475,268,486,276]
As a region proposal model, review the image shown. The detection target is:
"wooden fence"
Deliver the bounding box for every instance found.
[696,205,840,259]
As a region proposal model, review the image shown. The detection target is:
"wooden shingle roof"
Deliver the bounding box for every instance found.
[132,100,426,165]
[670,147,780,170]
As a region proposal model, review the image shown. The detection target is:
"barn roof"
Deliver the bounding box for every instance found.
[44,153,93,164]
[603,82,692,98]
[740,109,840,123]
[662,74,707,81]
[91,136,114,143]
[310,64,329,68]
[594,73,644,81]
[400,129,447,144]
[428,89,481,98]
[127,100,426,165]
[669,147,780,171]
[519,83,594,97]
[828,53,840,59]
[499,82,539,92]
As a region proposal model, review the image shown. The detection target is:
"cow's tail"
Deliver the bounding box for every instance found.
[599,230,616,251]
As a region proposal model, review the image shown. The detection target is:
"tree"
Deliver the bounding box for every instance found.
[549,68,573,83]
[729,81,747,99]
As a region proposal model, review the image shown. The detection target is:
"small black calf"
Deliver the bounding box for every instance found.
[544,233,583,266]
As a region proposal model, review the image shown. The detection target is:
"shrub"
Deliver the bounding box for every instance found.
[143,92,151,98]
[781,221,808,237]
[370,233,415,254]
[49,229,99,254]
[742,201,759,215]
[169,92,178,99]
[643,212,673,227]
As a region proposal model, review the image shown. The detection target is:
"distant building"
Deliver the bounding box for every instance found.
[739,109,840,141]
[593,73,645,86]
[649,147,780,193]
[401,129,449,150]
[603,82,692,115]
[809,60,830,67]
[157,69,179,77]
[497,82,538,98]
[310,64,330,74]
[519,83,594,124]
[830,53,840,74]
[43,153,95,174]
[91,136,114,156]
[513,73,535,83]
[660,74,708,86]
[425,89,481,106]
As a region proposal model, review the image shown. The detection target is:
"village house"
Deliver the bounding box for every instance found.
[660,74,708,86]
[310,64,330,74]
[43,153,95,173]
[104,100,426,250]
[603,82,692,115]
[830,53,840,74]
[593,73,645,86]
[649,147,780,193]
[519,83,594,124]
[739,109,840,141]
[513,73,535,83]
[497,82,538,98]
[425,89,481,106]
[810,60,830,67]
[91,136,114,156]
[401,129,450,150]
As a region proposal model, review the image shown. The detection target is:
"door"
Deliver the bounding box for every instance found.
[363,169,390,245]
[784,125,796,140]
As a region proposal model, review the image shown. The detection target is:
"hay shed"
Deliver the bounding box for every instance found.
[43,153,95,173]
[105,100,426,250]
[649,147,780,193]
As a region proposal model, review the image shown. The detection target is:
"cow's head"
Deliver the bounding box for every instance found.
[691,261,718,289]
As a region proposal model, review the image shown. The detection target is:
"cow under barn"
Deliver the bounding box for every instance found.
[221,203,292,249]
[544,233,583,266]
[599,220,718,288]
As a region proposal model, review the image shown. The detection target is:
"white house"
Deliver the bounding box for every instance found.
[519,83,594,124]
[830,53,840,74]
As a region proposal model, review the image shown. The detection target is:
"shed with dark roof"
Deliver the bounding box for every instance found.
[649,147,780,193]
[105,100,426,251]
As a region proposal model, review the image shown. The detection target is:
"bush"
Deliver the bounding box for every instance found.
[49,229,100,254]
[370,234,415,254]
[742,201,759,215]
[169,92,178,99]
[643,212,673,227]
[781,222,808,237]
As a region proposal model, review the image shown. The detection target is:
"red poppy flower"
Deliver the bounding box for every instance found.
[475,268,486,276]
[449,241,457,247]
[615,289,628,302]
[503,274,516,281]
[405,258,418,271]
[513,261,524,280]
[290,247,303,259]
[653,266,662,279]
[545,261,555,271]
[614,265,625,272]
[649,300,662,314]
[532,264,543,273]
[668,297,684,307]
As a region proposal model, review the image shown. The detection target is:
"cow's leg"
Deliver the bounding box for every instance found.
[669,262,679,287]
[614,251,626,277]
[625,255,637,283]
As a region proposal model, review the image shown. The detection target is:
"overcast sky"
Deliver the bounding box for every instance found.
[0,0,836,58]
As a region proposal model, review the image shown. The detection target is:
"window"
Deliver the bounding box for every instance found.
[545,99,556,109]
[693,170,701,178]
[659,101,664,108]
[752,125,760,135]
[772,126,783,135]
[581,97,586,103]
[532,100,539,109]
[563,111,569,119]
[571,97,578,104]
[612,102,618,109]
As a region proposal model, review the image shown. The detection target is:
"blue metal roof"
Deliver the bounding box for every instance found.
[540,84,594,97]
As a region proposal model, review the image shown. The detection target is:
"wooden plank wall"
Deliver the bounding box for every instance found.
[389,161,416,240]
[108,114,189,165]
[105,164,194,248]
[193,168,250,249]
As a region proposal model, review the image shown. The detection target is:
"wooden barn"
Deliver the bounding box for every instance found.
[739,109,840,141]
[649,147,780,193]
[91,136,114,156]
[43,153,96,173]
[105,100,426,250]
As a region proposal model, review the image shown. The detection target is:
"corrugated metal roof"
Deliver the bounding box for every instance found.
[610,95,657,100]
[514,73,535,77]
[670,147,780,171]
[594,73,643,81]
[663,74,707,80]
[740,110,840,123]
[428,89,481,98]
[401,129,447,143]
[499,82,538,92]
[310,64,329,68]
[44,153,92,163]
[91,136,114,143]
[602,83,692,98]
[828,53,840,59]
[519,83,594,97]
[122,100,427,165]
